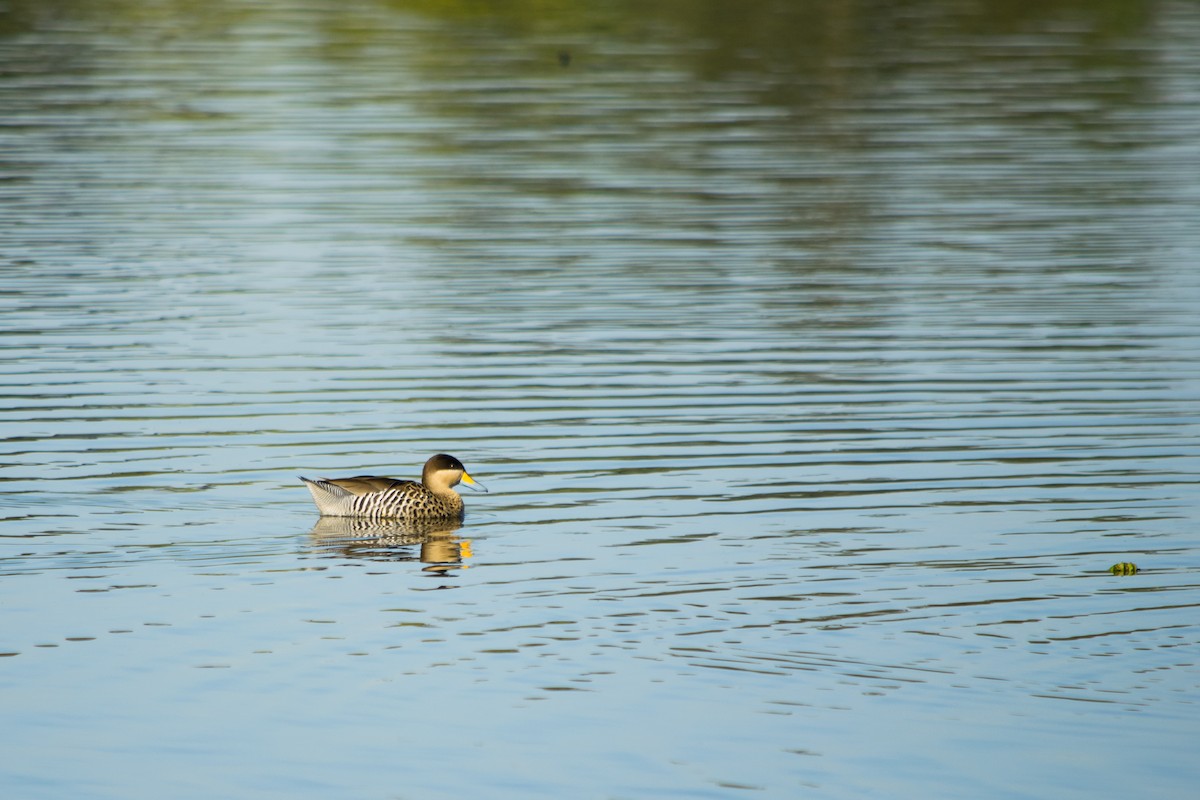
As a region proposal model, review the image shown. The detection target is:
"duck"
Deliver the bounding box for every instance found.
[300,454,486,521]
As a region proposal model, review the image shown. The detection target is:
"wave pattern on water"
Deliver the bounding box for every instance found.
[1,1,1200,797]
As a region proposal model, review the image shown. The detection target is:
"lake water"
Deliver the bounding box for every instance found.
[2,1,1199,797]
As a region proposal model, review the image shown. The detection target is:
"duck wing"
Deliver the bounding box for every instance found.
[320,476,416,495]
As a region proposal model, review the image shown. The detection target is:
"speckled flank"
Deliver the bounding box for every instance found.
[346,481,464,519]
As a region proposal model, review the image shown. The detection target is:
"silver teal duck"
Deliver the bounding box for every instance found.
[300,454,486,520]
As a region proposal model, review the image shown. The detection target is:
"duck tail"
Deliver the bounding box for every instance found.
[300,477,354,515]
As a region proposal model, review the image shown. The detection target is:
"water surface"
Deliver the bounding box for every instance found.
[2,1,1199,797]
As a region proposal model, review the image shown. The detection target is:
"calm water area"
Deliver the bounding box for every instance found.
[2,0,1200,797]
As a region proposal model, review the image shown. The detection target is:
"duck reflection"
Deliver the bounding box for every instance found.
[308,516,473,575]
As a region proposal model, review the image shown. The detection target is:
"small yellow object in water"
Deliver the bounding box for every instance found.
[1108,562,1139,575]
[300,454,486,521]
